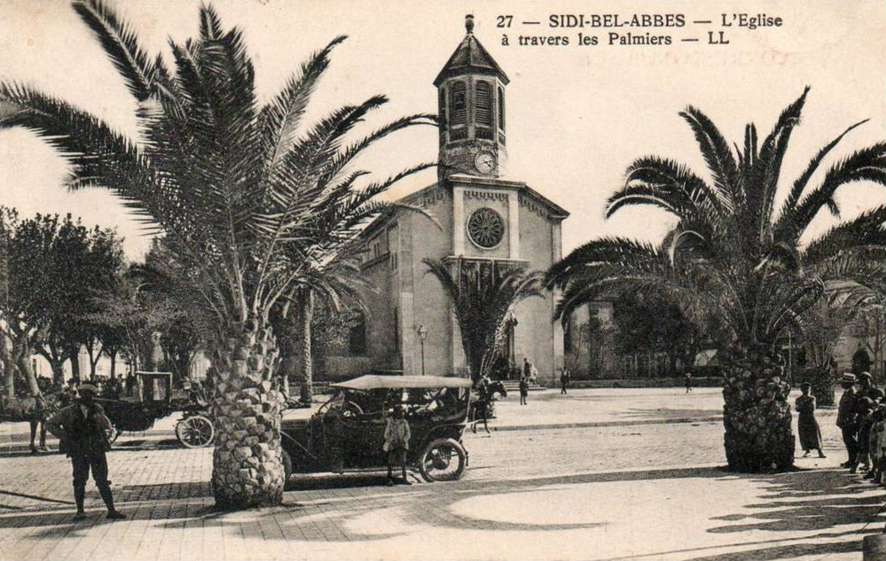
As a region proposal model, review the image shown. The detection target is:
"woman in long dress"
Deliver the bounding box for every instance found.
[796,382,826,458]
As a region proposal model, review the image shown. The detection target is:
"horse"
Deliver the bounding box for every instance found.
[470,380,508,434]
[0,391,62,452]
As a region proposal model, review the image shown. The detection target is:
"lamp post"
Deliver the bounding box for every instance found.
[417,325,428,376]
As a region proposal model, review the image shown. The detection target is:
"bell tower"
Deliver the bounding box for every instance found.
[435,15,509,181]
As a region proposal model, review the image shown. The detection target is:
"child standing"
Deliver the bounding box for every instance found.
[383,404,411,486]
[795,383,826,459]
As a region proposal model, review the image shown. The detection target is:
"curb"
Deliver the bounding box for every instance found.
[484,416,724,432]
[0,417,727,452]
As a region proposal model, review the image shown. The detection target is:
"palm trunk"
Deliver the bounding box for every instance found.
[1,334,14,400]
[299,290,314,404]
[721,351,795,471]
[209,322,285,509]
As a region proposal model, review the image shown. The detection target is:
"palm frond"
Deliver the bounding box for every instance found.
[786,143,886,242]
[258,35,347,178]
[607,156,727,221]
[679,105,739,205]
[775,119,868,228]
[754,86,809,240]
[72,0,158,101]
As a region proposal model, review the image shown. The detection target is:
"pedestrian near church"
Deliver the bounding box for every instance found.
[45,384,126,521]
[684,372,693,393]
[560,368,570,395]
[383,404,411,486]
[795,382,825,459]
[836,373,859,469]
[519,375,529,405]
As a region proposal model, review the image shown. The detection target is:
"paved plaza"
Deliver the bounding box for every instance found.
[0,388,882,561]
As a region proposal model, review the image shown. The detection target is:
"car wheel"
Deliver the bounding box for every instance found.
[175,415,214,448]
[281,449,292,483]
[418,438,466,482]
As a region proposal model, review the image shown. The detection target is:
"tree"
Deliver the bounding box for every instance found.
[0,210,55,396]
[0,1,433,508]
[546,88,886,472]
[89,268,180,377]
[611,292,698,376]
[286,256,372,403]
[793,298,853,405]
[424,258,544,383]
[32,218,125,381]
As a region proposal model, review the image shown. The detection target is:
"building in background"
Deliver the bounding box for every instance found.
[321,16,569,385]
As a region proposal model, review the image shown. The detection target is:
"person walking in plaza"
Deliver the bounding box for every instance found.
[684,371,693,393]
[383,404,411,486]
[560,368,570,395]
[836,373,859,470]
[795,383,826,459]
[857,397,876,474]
[523,357,532,381]
[519,375,529,405]
[45,383,126,521]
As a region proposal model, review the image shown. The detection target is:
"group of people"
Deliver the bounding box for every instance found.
[836,371,886,479]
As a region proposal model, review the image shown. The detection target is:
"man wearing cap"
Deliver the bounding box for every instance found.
[46,383,126,521]
[858,372,874,398]
[836,373,859,469]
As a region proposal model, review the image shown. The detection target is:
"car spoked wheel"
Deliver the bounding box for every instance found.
[175,415,215,448]
[418,438,467,482]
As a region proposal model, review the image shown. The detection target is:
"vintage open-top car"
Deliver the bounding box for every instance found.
[280,374,473,483]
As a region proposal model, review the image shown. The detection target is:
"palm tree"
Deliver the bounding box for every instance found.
[285,255,372,404]
[546,88,886,472]
[424,258,544,383]
[0,0,434,507]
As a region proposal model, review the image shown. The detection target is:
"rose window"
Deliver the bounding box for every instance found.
[467,207,505,249]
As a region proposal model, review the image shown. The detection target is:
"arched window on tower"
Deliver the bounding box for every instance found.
[475,82,493,140]
[476,82,492,127]
[450,82,466,126]
[438,86,447,134]
[449,81,467,140]
[498,86,506,144]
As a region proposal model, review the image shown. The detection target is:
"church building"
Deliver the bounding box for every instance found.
[322,15,569,385]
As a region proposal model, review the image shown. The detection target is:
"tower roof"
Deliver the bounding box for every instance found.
[433,15,509,87]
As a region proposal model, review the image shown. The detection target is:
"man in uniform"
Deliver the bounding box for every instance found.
[46,383,126,521]
[836,373,859,470]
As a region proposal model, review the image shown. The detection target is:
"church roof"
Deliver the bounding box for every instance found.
[433,16,509,87]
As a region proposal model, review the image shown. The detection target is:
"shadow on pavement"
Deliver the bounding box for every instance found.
[0,464,728,542]
[685,467,885,561]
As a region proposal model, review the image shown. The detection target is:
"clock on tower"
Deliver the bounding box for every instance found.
[435,15,508,180]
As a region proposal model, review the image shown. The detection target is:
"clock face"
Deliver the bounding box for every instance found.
[474,151,497,175]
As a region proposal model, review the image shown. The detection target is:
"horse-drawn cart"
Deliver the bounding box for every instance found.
[99,372,214,448]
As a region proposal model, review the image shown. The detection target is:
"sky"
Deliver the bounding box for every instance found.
[1,0,886,261]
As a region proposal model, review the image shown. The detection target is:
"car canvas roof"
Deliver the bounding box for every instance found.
[331,375,473,391]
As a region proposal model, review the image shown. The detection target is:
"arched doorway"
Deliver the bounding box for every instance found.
[852,348,872,374]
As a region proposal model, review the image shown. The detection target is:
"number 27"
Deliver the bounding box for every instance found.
[497,15,513,28]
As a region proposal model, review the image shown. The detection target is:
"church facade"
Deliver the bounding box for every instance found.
[322,16,569,385]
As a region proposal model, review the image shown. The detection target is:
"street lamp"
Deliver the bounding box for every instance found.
[417,325,428,376]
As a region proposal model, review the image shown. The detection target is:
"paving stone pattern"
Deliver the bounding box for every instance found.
[0,388,879,561]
